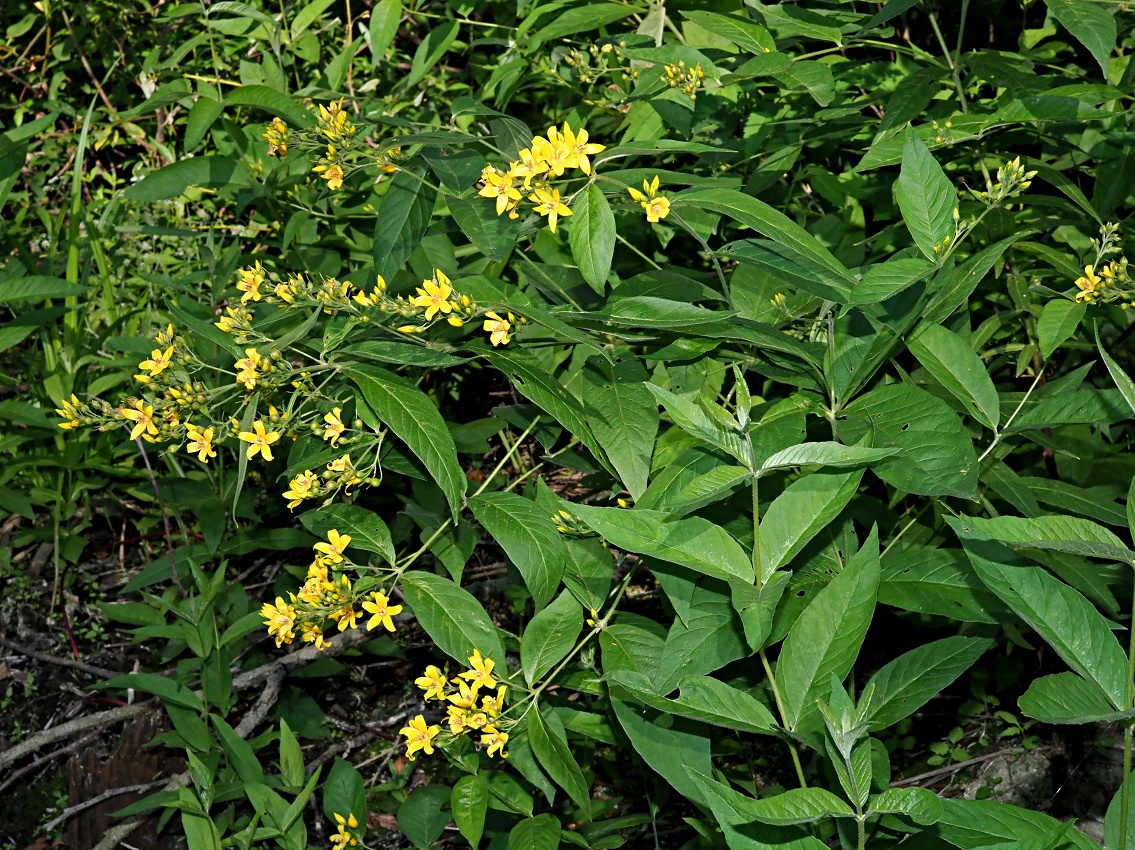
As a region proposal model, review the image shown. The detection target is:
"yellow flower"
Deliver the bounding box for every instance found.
[482,311,511,347]
[478,166,524,216]
[480,684,507,717]
[283,470,318,509]
[275,282,295,303]
[447,705,471,735]
[411,277,455,321]
[466,711,490,730]
[264,117,289,157]
[301,622,328,650]
[362,590,403,632]
[185,425,217,463]
[323,407,346,447]
[415,665,448,701]
[563,122,605,175]
[643,195,671,223]
[480,725,509,758]
[333,605,360,631]
[321,164,345,191]
[459,649,497,691]
[56,394,82,430]
[330,812,359,849]
[314,529,352,563]
[447,679,481,708]
[137,346,174,379]
[261,596,297,647]
[399,714,441,761]
[237,262,265,304]
[540,126,573,177]
[1074,264,1104,303]
[447,315,464,327]
[530,186,571,233]
[238,420,280,461]
[121,399,158,441]
[513,146,549,186]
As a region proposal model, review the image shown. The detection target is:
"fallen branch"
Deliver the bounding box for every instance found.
[44,779,169,833]
[0,635,123,680]
[891,747,1047,788]
[0,729,102,795]
[0,703,151,772]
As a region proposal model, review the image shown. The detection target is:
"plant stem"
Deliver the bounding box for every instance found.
[928,12,968,114]
[857,816,867,850]
[1121,568,1135,850]
[751,472,763,584]
[759,649,807,788]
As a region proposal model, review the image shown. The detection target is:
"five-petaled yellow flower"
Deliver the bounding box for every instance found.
[529,186,571,233]
[362,590,403,632]
[411,273,455,321]
[261,596,296,647]
[399,714,441,761]
[238,420,280,461]
[315,529,352,563]
[563,122,605,175]
[415,665,448,701]
[480,684,507,717]
[302,622,328,650]
[323,407,346,447]
[137,346,174,380]
[283,470,318,509]
[483,311,511,347]
[122,399,158,441]
[330,813,358,849]
[185,425,216,463]
[322,164,344,191]
[237,263,265,304]
[628,176,671,223]
[481,725,509,758]
[460,649,497,691]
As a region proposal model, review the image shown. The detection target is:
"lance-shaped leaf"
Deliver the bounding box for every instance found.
[957,514,1135,563]
[895,132,955,262]
[644,382,750,466]
[759,469,863,577]
[757,442,897,476]
[865,636,991,729]
[521,590,583,685]
[583,356,658,500]
[1019,672,1135,725]
[907,323,1000,429]
[569,183,615,292]
[469,491,567,610]
[400,571,506,670]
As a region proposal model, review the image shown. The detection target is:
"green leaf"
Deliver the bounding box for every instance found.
[867,788,943,824]
[895,132,956,262]
[570,503,754,583]
[582,356,658,500]
[487,349,608,465]
[610,694,712,807]
[880,546,1008,623]
[398,785,450,850]
[731,571,789,651]
[951,518,1129,710]
[322,758,366,824]
[522,590,583,686]
[865,636,991,729]
[957,514,1134,563]
[99,673,204,712]
[0,275,86,304]
[777,528,879,731]
[569,184,615,293]
[400,571,506,669]
[681,10,776,55]
[758,442,897,476]
[532,3,635,42]
[656,585,748,693]
[644,382,750,465]
[300,503,396,566]
[279,719,304,788]
[470,491,567,610]
[406,21,459,88]
[610,670,779,734]
[850,257,934,304]
[774,60,835,107]
[686,770,829,850]
[842,382,978,499]
[1043,0,1116,75]
[368,0,401,59]
[528,706,592,819]
[508,814,561,850]
[182,810,222,850]
[372,166,436,282]
[184,96,223,149]
[678,188,856,301]
[923,232,1028,325]
[688,771,854,826]
[1037,299,1086,360]
[224,85,312,127]
[212,715,265,784]
[346,365,465,519]
[124,156,251,201]
[758,470,863,578]
[449,196,521,262]
[1019,672,1135,724]
[291,0,337,38]
[907,323,1000,429]
[1098,331,1135,418]
[452,775,488,849]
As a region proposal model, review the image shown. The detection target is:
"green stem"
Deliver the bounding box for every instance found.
[928,12,968,114]
[751,472,763,585]
[857,816,867,850]
[1121,568,1135,850]
[759,649,807,788]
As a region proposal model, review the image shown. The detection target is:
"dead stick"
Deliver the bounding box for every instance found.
[891,747,1045,788]
[0,635,123,680]
[0,729,102,795]
[44,779,169,833]
[0,704,151,772]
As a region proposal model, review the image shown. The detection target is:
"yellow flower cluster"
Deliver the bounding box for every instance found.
[263,117,289,157]
[975,156,1036,206]
[282,452,370,509]
[400,649,510,762]
[1075,258,1132,304]
[662,60,705,100]
[627,176,671,223]
[260,529,404,650]
[478,121,605,232]
[330,813,359,850]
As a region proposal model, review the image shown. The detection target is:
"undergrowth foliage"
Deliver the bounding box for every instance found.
[8,0,1135,848]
